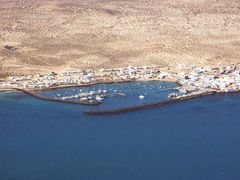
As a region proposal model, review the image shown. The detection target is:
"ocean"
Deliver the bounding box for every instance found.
[0,81,240,180]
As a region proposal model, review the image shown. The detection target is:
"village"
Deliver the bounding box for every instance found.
[0,65,240,101]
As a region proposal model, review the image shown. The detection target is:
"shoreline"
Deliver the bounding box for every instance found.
[1,79,239,115]
[0,78,177,92]
[0,65,179,92]
[0,79,178,106]
[1,64,240,114]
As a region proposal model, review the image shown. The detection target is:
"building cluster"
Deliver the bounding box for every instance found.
[0,65,165,89]
[173,65,240,98]
[1,65,240,100]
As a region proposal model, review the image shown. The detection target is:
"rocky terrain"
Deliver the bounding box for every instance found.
[0,0,240,77]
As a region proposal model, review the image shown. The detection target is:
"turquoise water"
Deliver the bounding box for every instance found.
[1,81,240,180]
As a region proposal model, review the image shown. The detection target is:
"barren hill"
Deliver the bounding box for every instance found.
[0,0,240,77]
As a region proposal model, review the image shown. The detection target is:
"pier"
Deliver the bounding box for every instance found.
[85,91,217,115]
[13,88,101,106]
[1,65,240,113]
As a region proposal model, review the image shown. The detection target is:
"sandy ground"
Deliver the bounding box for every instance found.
[0,0,240,77]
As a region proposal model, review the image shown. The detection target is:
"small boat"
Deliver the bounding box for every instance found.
[81,97,87,101]
[95,95,104,101]
[139,95,145,100]
[168,93,177,99]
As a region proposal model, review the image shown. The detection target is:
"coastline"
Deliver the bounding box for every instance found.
[0,77,177,92]
[1,65,240,114]
[1,78,239,115]
[0,88,17,92]
[0,79,178,106]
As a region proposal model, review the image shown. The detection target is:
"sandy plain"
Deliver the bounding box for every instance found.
[0,0,240,78]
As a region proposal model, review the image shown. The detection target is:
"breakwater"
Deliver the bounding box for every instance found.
[84,91,218,115]
[13,88,101,106]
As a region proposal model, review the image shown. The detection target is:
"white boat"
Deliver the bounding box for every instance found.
[168,93,177,99]
[95,95,103,101]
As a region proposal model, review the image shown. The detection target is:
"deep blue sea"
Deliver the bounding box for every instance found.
[1,81,240,180]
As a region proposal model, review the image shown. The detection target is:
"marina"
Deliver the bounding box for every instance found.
[1,65,240,113]
[35,81,178,110]
[1,0,240,179]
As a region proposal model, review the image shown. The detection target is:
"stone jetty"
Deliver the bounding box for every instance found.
[1,65,240,113]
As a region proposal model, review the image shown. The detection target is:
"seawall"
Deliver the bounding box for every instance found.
[84,91,218,115]
[13,88,101,106]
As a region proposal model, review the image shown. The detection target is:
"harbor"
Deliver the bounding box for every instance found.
[1,65,240,113]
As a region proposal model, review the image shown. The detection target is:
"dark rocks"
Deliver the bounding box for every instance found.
[4,45,17,52]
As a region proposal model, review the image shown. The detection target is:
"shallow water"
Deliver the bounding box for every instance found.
[1,82,240,180]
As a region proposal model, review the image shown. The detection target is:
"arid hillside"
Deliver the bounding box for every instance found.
[0,0,240,77]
